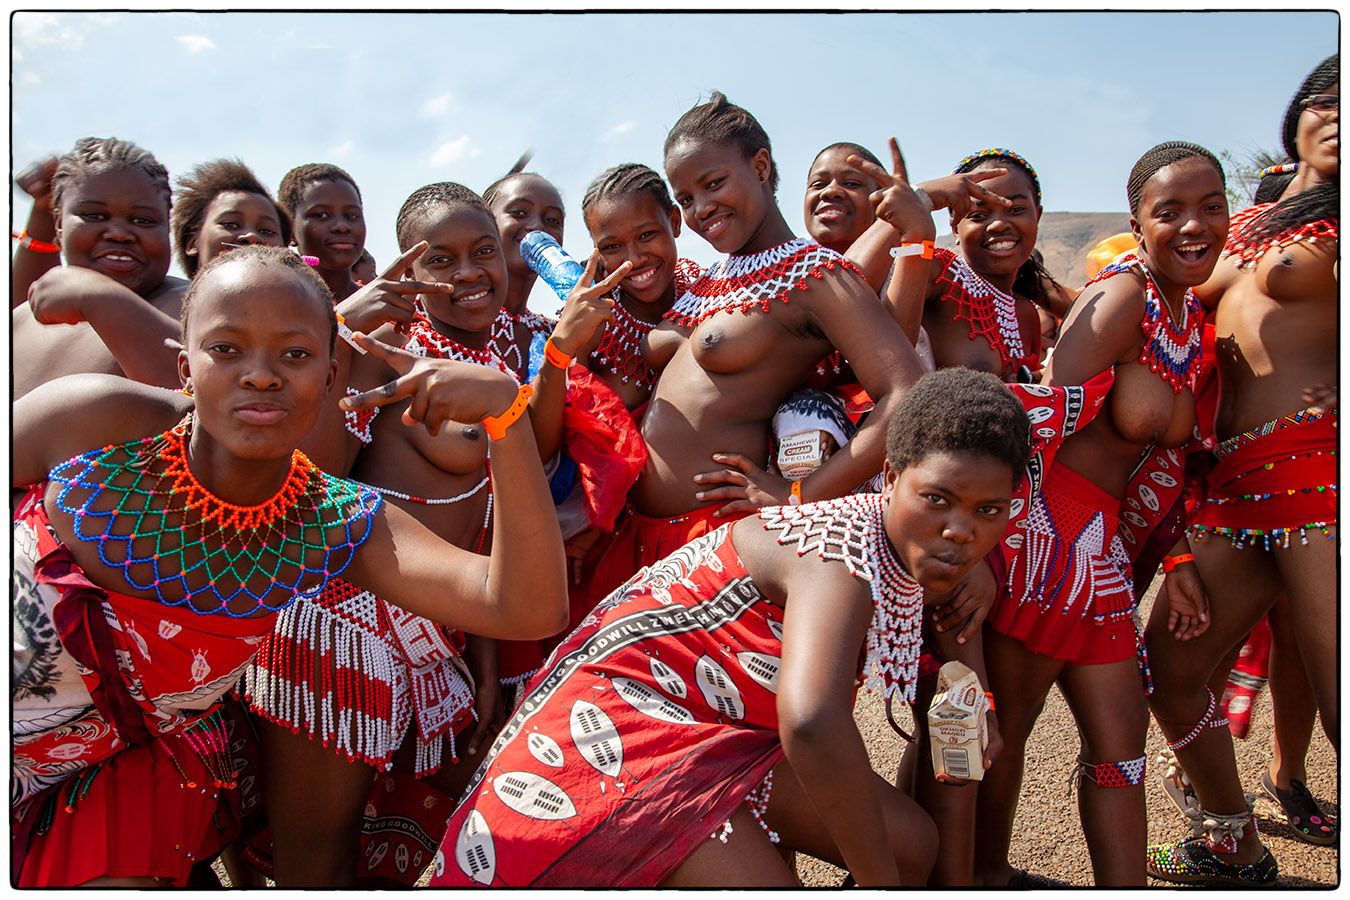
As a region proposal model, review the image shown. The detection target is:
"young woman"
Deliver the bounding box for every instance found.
[973,142,1229,887]
[172,159,292,278]
[13,138,188,399]
[277,162,367,302]
[579,94,928,615]
[430,368,1025,887]
[12,245,567,886]
[242,186,626,886]
[803,142,885,255]
[483,162,566,381]
[1146,55,1338,886]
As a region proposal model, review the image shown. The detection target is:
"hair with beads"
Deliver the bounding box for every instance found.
[952,147,1052,304]
[51,136,172,218]
[1253,163,1298,205]
[171,159,293,277]
[1125,141,1225,216]
[812,141,883,172]
[1241,56,1340,245]
[664,91,780,194]
[884,368,1030,485]
[276,163,362,218]
[581,163,675,219]
[181,245,336,351]
[395,181,494,252]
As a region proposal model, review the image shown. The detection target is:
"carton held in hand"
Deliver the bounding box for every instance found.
[927,660,989,781]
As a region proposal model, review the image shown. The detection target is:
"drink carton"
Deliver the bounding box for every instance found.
[927,660,989,781]
[776,430,830,478]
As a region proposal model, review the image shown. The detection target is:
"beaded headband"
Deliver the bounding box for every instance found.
[1259,162,1298,180]
[953,147,1042,205]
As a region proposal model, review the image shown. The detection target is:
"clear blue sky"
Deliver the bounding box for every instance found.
[11,10,1338,314]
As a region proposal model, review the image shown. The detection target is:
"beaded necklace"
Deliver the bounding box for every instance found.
[49,413,382,617]
[664,238,862,329]
[931,247,1030,378]
[593,257,702,392]
[1087,254,1203,394]
[759,493,924,704]
[363,474,494,553]
[1223,201,1338,270]
[406,312,517,382]
[488,307,557,379]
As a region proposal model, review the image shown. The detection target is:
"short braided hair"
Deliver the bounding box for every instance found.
[581,163,674,218]
[395,181,493,252]
[51,136,171,218]
[664,91,779,195]
[812,141,883,171]
[1126,141,1225,215]
[171,159,292,277]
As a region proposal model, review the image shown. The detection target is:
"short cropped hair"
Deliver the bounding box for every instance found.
[395,181,494,252]
[885,368,1030,483]
[180,245,336,352]
[277,163,362,218]
[172,159,293,277]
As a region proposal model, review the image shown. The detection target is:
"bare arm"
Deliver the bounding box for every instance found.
[338,334,568,639]
[777,550,901,885]
[1040,275,1142,388]
[28,267,182,388]
[12,158,61,310]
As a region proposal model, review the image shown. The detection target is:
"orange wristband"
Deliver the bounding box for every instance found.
[543,337,573,370]
[889,240,935,260]
[12,230,60,253]
[984,692,996,713]
[788,480,803,506]
[1162,553,1195,573]
[481,384,533,440]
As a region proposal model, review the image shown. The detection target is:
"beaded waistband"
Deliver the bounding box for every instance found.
[1216,407,1334,458]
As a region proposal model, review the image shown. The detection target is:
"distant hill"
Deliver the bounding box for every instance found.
[937,211,1131,289]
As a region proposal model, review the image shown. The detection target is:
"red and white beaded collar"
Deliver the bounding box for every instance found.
[405,312,518,382]
[592,257,702,391]
[759,493,924,704]
[488,307,557,380]
[1222,201,1338,270]
[931,247,1031,378]
[664,238,862,330]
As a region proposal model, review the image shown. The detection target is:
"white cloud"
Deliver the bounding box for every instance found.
[601,120,635,142]
[420,92,453,118]
[177,34,216,53]
[13,12,88,60]
[428,136,481,168]
[330,139,355,159]
[20,71,41,88]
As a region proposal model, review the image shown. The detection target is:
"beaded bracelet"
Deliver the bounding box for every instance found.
[889,240,935,260]
[12,230,60,253]
[543,337,573,370]
[1162,552,1195,573]
[482,384,533,440]
[788,480,803,506]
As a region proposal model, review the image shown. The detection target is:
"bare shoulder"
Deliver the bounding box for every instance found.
[731,513,871,608]
[148,275,189,316]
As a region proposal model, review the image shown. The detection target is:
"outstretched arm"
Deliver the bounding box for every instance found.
[339,334,567,640]
[12,157,61,309]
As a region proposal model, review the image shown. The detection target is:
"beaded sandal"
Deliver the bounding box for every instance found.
[1262,772,1338,846]
[1146,835,1277,886]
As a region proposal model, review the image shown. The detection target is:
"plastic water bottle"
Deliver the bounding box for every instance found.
[519,231,585,301]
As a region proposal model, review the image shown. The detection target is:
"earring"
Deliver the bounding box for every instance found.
[179,378,194,397]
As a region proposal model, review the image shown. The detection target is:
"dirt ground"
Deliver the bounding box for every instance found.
[797,582,1340,888]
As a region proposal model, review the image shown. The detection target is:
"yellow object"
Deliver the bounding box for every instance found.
[1085,232,1138,280]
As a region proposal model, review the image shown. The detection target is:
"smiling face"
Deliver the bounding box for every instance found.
[665,138,775,254]
[56,168,172,297]
[954,165,1041,282]
[803,147,881,252]
[292,179,366,271]
[1130,156,1229,295]
[1296,84,1339,178]
[408,204,507,342]
[188,190,287,274]
[179,258,337,461]
[489,173,565,283]
[585,191,683,306]
[880,450,1014,596]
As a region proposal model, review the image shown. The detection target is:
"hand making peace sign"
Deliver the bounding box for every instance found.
[334,240,454,335]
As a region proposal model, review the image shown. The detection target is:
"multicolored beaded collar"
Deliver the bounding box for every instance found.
[1222,201,1338,270]
[406,311,518,382]
[931,247,1032,379]
[664,238,862,329]
[49,413,382,616]
[1087,253,1203,394]
[593,257,702,392]
[759,493,924,704]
